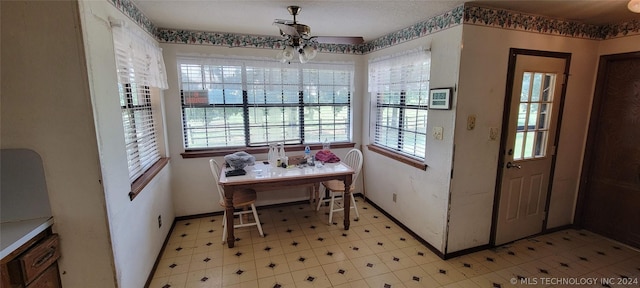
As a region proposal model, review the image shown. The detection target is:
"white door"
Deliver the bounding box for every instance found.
[495,54,566,245]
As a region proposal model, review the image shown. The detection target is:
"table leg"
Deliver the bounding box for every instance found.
[224,187,236,248]
[342,174,353,230]
[313,183,320,204]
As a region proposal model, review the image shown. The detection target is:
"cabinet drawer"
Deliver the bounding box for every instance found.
[18,234,60,285]
[27,264,61,288]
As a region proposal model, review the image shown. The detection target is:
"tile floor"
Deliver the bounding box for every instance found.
[149,200,640,288]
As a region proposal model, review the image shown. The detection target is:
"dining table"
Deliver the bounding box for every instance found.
[218,161,354,248]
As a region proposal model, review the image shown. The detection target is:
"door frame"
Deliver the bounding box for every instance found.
[490,48,572,245]
[574,51,640,228]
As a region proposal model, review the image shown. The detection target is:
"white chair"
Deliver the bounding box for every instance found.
[316,148,363,224]
[209,159,264,243]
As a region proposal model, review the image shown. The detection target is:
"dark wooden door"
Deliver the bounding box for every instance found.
[578,52,640,248]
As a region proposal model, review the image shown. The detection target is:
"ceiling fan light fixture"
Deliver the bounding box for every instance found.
[629,0,640,13]
[274,5,357,63]
[282,45,295,60]
[276,42,317,64]
[276,45,295,63]
[299,52,309,64]
[277,52,288,63]
[302,45,317,60]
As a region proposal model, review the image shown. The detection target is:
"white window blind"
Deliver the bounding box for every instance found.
[302,63,352,144]
[111,20,168,90]
[178,57,353,149]
[111,20,168,183]
[369,48,430,160]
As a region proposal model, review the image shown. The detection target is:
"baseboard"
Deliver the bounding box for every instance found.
[174,199,313,222]
[360,195,446,260]
[444,244,492,259]
[441,223,577,259]
[144,219,177,288]
[545,223,575,234]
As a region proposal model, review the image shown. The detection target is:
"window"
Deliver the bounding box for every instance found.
[120,83,160,182]
[111,21,168,190]
[368,49,430,160]
[178,58,353,149]
[513,71,556,160]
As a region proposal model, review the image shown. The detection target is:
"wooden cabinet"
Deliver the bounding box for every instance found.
[1,229,61,288]
[26,265,60,288]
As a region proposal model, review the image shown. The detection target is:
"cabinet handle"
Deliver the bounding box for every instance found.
[32,247,56,268]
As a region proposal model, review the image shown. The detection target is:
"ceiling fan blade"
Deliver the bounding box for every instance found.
[273,19,293,25]
[314,36,364,45]
[274,22,298,37]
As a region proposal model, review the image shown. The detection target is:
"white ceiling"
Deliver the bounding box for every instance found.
[132,0,639,42]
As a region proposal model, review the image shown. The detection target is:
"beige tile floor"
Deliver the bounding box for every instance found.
[149,199,640,288]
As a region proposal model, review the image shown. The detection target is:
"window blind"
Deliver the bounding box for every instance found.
[302,63,352,144]
[178,57,353,149]
[369,48,430,160]
[111,20,168,183]
[111,21,168,89]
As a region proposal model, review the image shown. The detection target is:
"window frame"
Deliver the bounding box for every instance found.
[368,49,430,169]
[111,22,169,200]
[512,71,555,161]
[374,91,429,156]
[178,58,354,154]
[119,83,168,200]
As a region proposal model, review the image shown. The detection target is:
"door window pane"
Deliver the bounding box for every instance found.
[517,103,528,132]
[521,72,531,102]
[513,72,556,161]
[531,73,543,101]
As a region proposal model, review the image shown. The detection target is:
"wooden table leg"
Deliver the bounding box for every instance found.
[342,174,353,230]
[313,182,320,204]
[224,187,236,248]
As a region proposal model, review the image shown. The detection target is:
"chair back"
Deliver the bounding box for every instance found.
[209,159,225,203]
[343,149,363,183]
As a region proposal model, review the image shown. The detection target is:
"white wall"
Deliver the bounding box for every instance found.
[160,44,365,216]
[77,1,175,287]
[1,1,117,287]
[447,24,602,253]
[597,35,640,55]
[361,26,463,253]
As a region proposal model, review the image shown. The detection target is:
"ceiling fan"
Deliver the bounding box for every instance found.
[273,6,364,63]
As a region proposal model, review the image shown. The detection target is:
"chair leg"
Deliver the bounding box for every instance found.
[316,185,326,211]
[350,192,360,220]
[328,192,336,225]
[222,211,227,243]
[241,206,250,225]
[251,203,264,237]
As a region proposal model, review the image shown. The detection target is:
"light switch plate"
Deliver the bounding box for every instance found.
[433,127,443,140]
[467,115,476,130]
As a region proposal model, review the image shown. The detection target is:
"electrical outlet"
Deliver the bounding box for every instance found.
[489,127,499,141]
[433,127,443,140]
[158,215,162,228]
[392,193,397,203]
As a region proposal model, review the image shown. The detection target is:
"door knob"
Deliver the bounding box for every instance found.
[506,162,522,169]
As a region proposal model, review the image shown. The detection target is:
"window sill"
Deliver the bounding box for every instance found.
[181,142,357,159]
[366,144,427,170]
[129,157,170,201]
